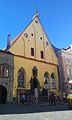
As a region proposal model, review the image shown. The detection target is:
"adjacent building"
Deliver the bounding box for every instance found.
[0,50,14,103]
[55,45,72,94]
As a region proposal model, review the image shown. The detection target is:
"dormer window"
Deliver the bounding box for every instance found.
[24,33,28,38]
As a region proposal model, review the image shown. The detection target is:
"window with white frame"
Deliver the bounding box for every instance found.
[17,68,24,88]
[66,58,71,64]
[67,68,72,76]
[51,73,56,89]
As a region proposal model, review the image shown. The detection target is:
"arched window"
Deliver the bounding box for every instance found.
[51,73,56,89]
[44,72,50,89]
[0,63,9,78]
[17,68,25,88]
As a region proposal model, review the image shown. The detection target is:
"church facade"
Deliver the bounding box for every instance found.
[7,14,59,102]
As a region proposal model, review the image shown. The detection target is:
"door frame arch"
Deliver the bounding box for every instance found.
[0,85,7,103]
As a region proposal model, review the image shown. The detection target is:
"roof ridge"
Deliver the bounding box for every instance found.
[9,14,39,49]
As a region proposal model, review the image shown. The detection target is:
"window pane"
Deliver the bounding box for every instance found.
[2,65,5,78]
[18,70,24,88]
[0,64,1,77]
[31,48,34,56]
[40,51,44,59]
[51,73,56,89]
[6,67,9,77]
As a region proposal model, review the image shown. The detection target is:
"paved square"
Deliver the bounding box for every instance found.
[0,111,72,120]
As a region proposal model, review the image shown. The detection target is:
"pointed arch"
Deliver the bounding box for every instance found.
[44,71,50,89]
[51,72,56,89]
[17,67,25,88]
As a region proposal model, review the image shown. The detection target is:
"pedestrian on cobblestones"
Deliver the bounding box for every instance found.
[21,94,25,104]
[49,92,52,106]
[51,92,56,106]
[33,74,39,104]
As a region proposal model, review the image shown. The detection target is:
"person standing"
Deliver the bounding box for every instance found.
[21,94,25,104]
[49,92,52,106]
[33,74,39,104]
[63,92,66,103]
[52,92,56,106]
[34,88,38,104]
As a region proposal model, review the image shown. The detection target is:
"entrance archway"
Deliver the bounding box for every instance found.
[0,85,7,103]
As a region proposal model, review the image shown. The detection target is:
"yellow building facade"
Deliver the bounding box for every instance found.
[8,14,59,102]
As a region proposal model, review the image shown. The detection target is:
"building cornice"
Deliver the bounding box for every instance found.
[14,54,58,66]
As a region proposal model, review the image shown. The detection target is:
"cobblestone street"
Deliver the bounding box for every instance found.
[0,103,72,120]
[0,110,72,120]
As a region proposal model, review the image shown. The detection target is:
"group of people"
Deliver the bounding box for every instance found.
[21,92,38,105]
[21,92,67,105]
[21,74,39,104]
[21,73,67,105]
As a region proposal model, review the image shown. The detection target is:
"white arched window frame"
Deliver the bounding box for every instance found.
[17,68,25,88]
[51,73,56,89]
[44,72,50,89]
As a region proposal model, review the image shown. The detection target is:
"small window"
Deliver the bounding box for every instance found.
[40,37,42,40]
[40,51,44,59]
[67,68,72,76]
[66,59,70,64]
[5,65,9,77]
[0,64,9,78]
[35,20,38,23]
[0,64,4,78]
[31,48,34,56]
[24,33,28,38]
[0,64,1,77]
[31,33,33,36]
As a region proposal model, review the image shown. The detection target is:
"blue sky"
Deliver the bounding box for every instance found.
[0,0,72,49]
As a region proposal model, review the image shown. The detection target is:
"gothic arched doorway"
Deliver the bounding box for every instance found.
[0,85,7,103]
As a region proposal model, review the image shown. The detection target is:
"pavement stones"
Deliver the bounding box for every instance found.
[0,111,72,120]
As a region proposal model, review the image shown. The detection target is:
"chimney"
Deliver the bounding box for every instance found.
[6,34,11,50]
